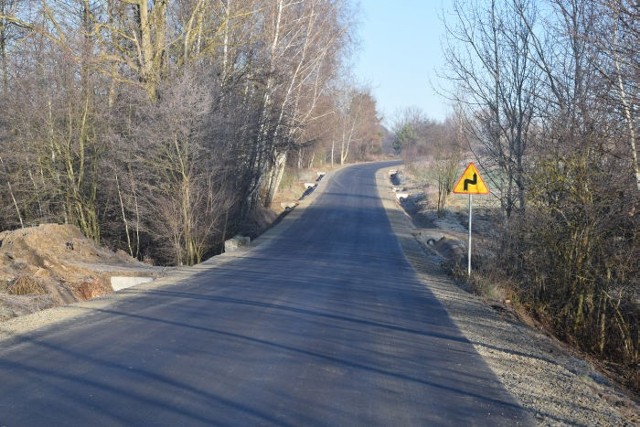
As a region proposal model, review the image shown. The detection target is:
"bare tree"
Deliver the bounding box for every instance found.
[432,116,464,216]
[331,85,381,166]
[592,0,640,191]
[391,108,462,216]
[444,0,538,217]
[0,0,368,267]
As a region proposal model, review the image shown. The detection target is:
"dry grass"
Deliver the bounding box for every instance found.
[7,276,49,296]
[0,293,55,321]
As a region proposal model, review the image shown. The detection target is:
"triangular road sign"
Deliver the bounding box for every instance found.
[453,162,489,194]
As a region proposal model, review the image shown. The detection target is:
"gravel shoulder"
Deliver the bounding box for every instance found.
[375,166,640,426]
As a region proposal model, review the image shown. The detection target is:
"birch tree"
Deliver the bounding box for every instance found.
[593,0,640,191]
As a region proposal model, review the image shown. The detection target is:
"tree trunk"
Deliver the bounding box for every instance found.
[264,151,287,208]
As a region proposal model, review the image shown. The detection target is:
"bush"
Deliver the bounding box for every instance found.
[493,154,640,391]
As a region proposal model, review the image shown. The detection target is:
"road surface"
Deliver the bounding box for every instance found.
[0,162,532,426]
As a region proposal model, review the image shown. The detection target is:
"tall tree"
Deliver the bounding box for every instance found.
[445,0,538,217]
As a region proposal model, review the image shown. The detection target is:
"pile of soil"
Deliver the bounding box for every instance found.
[0,224,161,321]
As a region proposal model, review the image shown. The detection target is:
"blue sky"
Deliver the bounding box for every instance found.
[352,1,455,126]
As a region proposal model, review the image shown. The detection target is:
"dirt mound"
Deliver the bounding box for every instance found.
[0,224,159,321]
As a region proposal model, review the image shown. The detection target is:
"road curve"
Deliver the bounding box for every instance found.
[0,162,532,426]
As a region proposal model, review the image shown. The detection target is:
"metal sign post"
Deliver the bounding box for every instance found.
[468,194,472,277]
[452,163,489,277]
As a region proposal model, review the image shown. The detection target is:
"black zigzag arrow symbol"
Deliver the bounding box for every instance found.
[463,173,477,191]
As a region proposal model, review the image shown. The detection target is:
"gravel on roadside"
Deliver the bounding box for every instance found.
[376,167,640,427]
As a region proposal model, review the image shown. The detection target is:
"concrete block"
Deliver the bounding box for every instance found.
[280,202,298,210]
[111,276,154,291]
[224,235,251,252]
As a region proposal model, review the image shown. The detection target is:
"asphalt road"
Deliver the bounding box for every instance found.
[0,162,532,426]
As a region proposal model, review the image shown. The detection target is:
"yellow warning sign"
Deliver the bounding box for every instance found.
[453,163,489,194]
